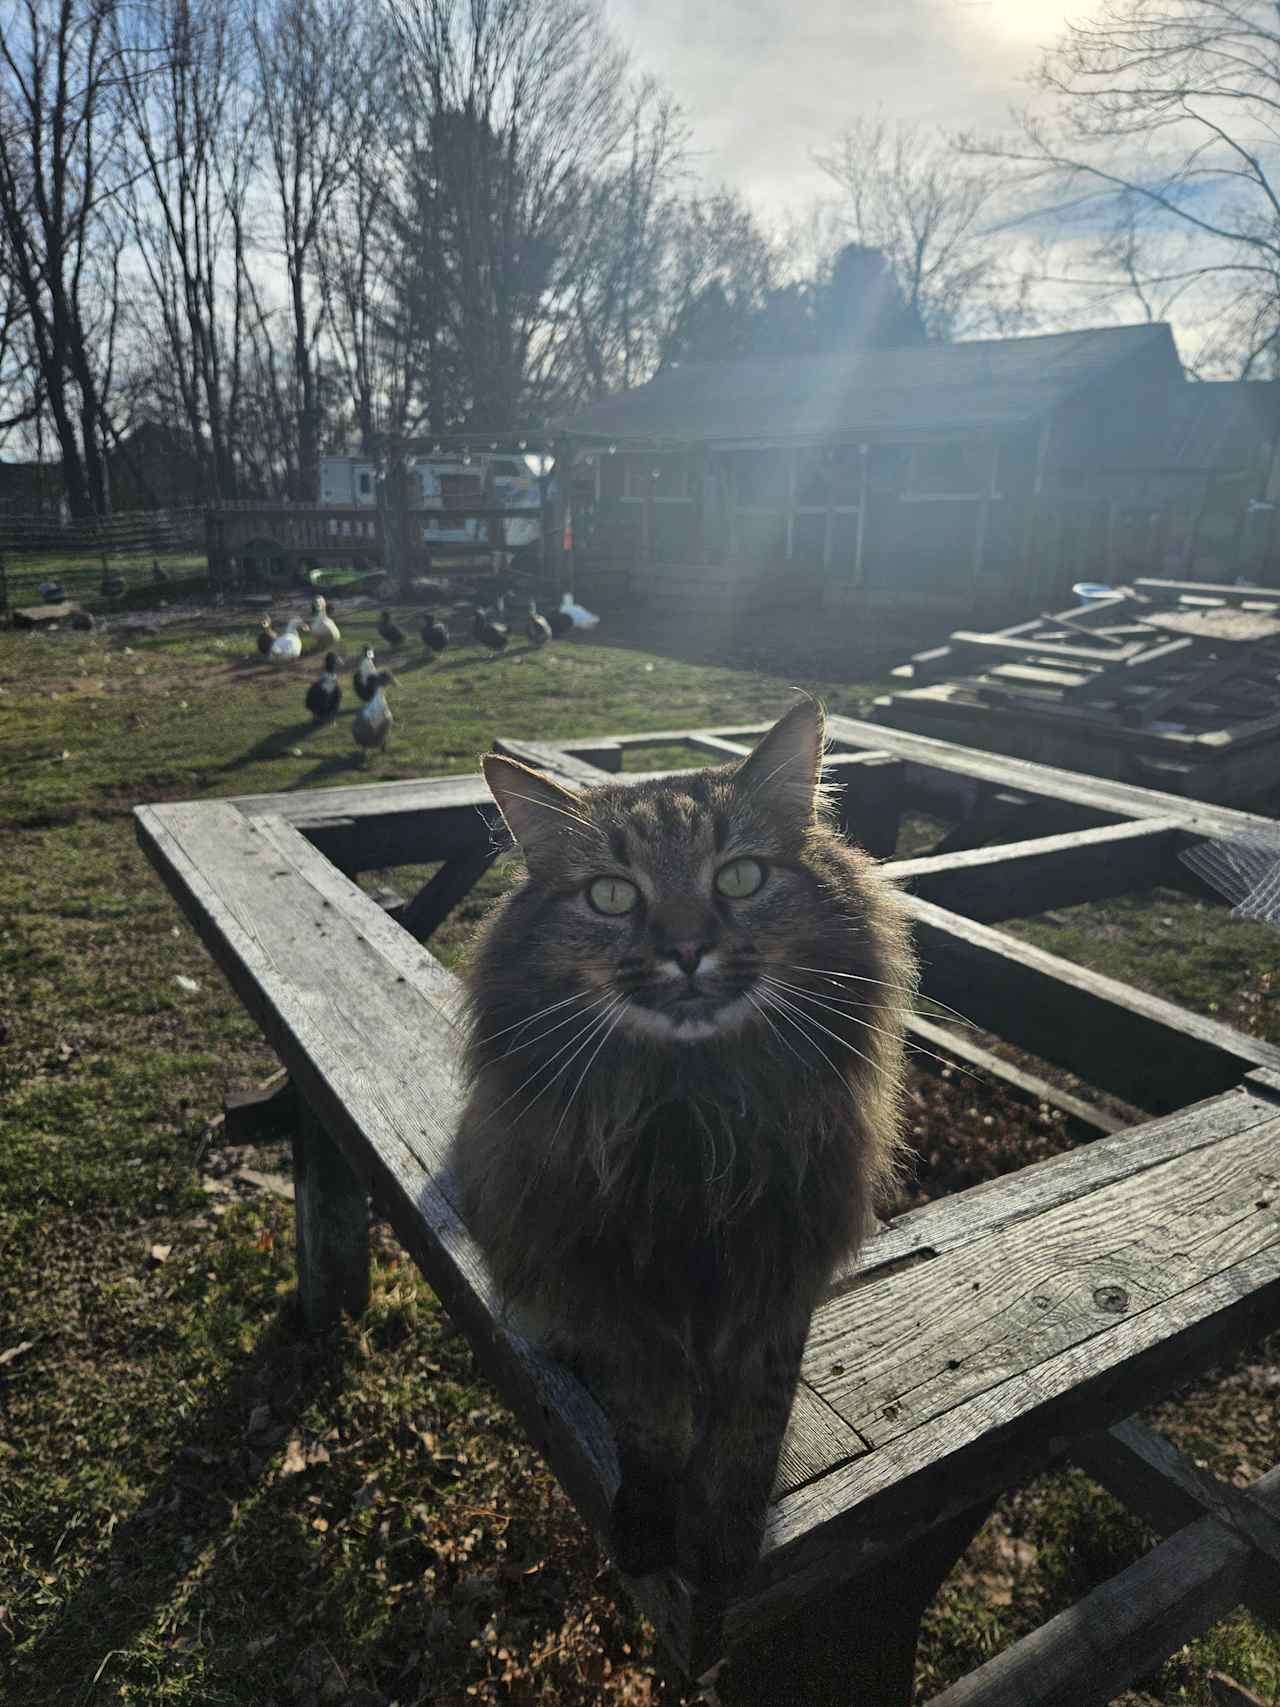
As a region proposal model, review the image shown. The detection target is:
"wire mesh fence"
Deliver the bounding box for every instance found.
[0,508,208,612]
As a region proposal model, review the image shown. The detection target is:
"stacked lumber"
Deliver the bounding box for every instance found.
[893,579,1280,733]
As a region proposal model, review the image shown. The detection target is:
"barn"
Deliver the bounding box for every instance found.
[550,323,1280,628]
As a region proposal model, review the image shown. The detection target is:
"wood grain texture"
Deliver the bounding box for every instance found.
[805,1112,1280,1447]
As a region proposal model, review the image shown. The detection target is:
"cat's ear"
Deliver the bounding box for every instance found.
[733,698,826,821]
[483,755,587,868]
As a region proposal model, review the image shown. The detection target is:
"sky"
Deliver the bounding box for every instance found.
[608,0,1076,216]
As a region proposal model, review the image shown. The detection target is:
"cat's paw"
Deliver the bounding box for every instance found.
[609,1479,678,1578]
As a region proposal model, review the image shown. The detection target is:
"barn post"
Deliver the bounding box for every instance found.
[549,436,576,599]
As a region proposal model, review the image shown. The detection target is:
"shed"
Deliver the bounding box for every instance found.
[549,324,1280,627]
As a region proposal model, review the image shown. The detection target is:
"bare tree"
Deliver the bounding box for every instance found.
[249,0,379,497]
[0,0,125,514]
[387,0,643,428]
[967,0,1280,375]
[813,114,1030,340]
[564,84,686,399]
[115,0,258,499]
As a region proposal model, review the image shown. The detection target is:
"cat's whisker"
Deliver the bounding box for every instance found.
[784,965,976,1030]
[745,989,810,1072]
[761,978,982,1081]
[754,987,855,1094]
[508,996,627,1135]
[552,997,631,1144]
[483,996,618,1124]
[759,984,883,1081]
[473,989,591,1047]
[492,991,608,1062]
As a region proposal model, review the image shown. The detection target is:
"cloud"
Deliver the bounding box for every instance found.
[607,0,1066,213]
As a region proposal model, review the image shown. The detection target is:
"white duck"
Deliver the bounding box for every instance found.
[310,595,341,647]
[269,617,309,661]
[560,591,599,629]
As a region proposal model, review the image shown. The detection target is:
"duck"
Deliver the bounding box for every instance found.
[310,594,341,648]
[352,671,396,759]
[559,591,600,629]
[100,569,126,599]
[39,578,66,603]
[256,616,277,656]
[353,645,378,703]
[525,600,551,647]
[269,617,309,661]
[151,559,170,586]
[547,602,574,638]
[473,607,508,656]
[421,611,448,654]
[305,651,343,720]
[377,609,406,648]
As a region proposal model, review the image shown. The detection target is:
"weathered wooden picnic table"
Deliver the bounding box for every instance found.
[136,715,1280,1704]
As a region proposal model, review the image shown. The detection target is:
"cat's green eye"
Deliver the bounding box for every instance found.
[587,876,640,916]
[715,857,766,899]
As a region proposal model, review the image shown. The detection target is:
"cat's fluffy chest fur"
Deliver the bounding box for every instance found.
[450,700,914,1591]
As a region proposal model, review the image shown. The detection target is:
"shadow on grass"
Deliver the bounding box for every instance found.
[218,720,329,775]
[10,1306,357,1706]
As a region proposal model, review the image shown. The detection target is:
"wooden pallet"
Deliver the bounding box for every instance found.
[880,583,1280,803]
[135,721,1280,1704]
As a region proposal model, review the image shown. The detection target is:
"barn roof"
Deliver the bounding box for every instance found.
[551,322,1181,447]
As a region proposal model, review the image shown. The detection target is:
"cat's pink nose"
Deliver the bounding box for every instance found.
[670,942,708,976]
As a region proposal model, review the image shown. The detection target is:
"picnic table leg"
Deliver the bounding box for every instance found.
[713,1499,997,1707]
[291,1101,370,1330]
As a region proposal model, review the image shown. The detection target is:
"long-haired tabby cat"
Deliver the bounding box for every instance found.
[451,699,914,1593]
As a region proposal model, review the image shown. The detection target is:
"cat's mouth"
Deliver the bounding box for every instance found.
[619,981,756,1043]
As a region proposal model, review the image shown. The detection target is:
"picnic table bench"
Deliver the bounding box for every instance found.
[136,715,1280,1704]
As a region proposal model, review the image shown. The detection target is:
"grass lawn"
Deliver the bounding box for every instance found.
[1,596,1278,1706]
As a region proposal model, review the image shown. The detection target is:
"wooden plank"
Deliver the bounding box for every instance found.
[1144,608,1280,644]
[978,662,1093,692]
[904,1016,1123,1139]
[826,753,904,860]
[217,708,1278,881]
[399,843,502,943]
[946,629,1146,666]
[1127,651,1260,726]
[292,1103,370,1329]
[922,1460,1280,1707]
[684,733,753,759]
[831,1081,1277,1294]
[883,818,1188,922]
[824,711,1279,840]
[805,1112,1280,1454]
[741,1178,1280,1649]
[1136,577,1280,608]
[1076,1419,1280,1598]
[1062,635,1196,700]
[905,895,1280,1111]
